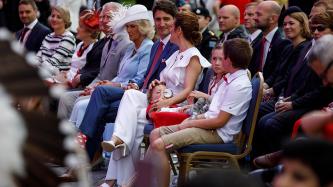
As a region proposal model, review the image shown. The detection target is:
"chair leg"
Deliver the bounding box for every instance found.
[143,135,150,153]
[168,154,177,176]
[177,156,187,187]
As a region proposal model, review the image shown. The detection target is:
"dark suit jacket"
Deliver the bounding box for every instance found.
[137,40,178,89]
[251,32,263,48]
[272,41,333,110]
[218,25,248,43]
[197,28,218,60]
[272,40,312,96]
[79,37,109,87]
[16,22,51,53]
[248,29,292,81]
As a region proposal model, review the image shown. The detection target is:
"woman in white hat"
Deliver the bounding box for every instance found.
[68,4,155,128]
[99,10,211,187]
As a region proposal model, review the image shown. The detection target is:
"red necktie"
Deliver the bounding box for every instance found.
[20,27,30,43]
[142,42,164,89]
[259,38,266,71]
[223,75,228,84]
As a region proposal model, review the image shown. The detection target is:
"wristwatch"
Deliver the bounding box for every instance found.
[163,89,173,99]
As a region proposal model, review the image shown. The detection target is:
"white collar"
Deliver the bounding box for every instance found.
[160,34,171,46]
[224,69,247,84]
[250,29,262,42]
[264,27,278,44]
[25,19,38,30]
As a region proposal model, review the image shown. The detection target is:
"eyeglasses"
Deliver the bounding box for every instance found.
[310,24,328,33]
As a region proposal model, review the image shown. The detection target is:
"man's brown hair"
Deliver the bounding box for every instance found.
[223,38,252,69]
[19,0,38,10]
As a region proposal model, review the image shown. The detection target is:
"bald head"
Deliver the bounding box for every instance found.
[222,5,240,19]
[218,5,240,32]
[254,1,281,34]
[259,1,281,16]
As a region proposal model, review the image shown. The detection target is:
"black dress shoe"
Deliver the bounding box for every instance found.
[253,150,283,168]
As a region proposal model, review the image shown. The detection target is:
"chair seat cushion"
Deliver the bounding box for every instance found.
[144,123,154,135]
[178,143,240,154]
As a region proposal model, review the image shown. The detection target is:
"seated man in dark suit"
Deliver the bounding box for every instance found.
[252,15,333,157]
[16,0,50,53]
[248,1,292,82]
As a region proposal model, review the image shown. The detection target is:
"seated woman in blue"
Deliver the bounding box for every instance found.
[69,5,154,128]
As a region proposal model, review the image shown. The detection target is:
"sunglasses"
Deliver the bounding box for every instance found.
[310,24,328,33]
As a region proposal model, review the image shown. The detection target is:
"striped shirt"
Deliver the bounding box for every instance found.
[37,30,76,76]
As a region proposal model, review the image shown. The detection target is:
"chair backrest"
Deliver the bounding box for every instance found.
[239,72,263,156]
[198,67,213,93]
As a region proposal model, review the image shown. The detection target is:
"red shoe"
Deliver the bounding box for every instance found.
[75,132,87,149]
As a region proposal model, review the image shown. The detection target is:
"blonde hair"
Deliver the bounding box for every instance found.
[52,6,71,29]
[135,19,155,40]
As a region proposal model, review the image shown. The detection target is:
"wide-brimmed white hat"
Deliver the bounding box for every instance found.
[113,4,154,33]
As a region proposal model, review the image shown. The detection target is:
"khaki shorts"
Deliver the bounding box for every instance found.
[159,125,223,150]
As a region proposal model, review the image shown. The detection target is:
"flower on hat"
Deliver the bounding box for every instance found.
[79,9,100,32]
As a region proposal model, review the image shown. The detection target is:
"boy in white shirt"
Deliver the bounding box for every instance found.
[146,38,253,187]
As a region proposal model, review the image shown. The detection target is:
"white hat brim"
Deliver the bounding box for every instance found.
[114,11,154,33]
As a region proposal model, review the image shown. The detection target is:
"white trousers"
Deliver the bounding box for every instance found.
[105,89,149,185]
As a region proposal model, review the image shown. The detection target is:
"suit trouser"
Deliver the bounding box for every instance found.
[253,100,309,157]
[79,86,124,160]
[58,90,83,119]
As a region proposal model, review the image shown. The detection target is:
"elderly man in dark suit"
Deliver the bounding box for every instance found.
[16,0,50,53]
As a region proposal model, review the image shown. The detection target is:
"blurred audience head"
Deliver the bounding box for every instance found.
[273,139,333,187]
[185,169,260,187]
[308,34,333,87]
[310,1,328,19]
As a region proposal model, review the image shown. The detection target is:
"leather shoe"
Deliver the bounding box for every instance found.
[253,150,282,168]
